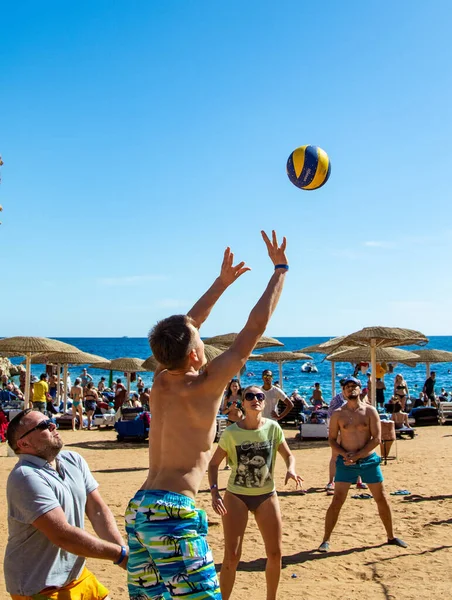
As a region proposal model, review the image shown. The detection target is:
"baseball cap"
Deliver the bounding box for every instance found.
[342,376,362,387]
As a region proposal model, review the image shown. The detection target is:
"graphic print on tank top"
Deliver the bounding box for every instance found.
[234,439,273,488]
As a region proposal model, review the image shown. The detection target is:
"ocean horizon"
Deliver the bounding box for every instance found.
[8,336,452,401]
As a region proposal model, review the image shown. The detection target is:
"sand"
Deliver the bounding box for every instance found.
[1,424,451,600]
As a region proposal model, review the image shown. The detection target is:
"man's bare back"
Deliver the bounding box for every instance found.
[144,371,222,498]
[141,230,289,500]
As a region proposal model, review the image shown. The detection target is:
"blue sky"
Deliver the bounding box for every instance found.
[1,1,451,337]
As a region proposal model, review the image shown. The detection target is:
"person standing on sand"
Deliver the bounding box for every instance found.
[4,409,127,599]
[209,384,304,600]
[125,230,288,600]
[325,378,366,495]
[261,369,293,421]
[319,376,407,552]
[70,378,84,431]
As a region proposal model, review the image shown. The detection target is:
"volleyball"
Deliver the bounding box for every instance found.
[286,145,331,190]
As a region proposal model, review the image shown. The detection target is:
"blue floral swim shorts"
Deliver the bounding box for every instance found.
[125,489,221,599]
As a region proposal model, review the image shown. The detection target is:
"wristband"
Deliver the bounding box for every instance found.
[114,545,127,565]
[210,484,218,491]
[274,264,289,271]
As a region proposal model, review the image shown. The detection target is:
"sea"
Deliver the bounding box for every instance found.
[10,336,452,401]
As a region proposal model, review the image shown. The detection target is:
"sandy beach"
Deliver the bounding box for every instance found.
[1,424,451,600]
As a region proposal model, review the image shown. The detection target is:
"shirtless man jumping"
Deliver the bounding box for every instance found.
[319,376,407,553]
[125,230,288,599]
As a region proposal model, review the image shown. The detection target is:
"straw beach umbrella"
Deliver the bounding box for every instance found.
[0,337,79,406]
[248,351,313,392]
[326,347,421,364]
[28,351,108,411]
[142,344,230,372]
[107,358,146,394]
[142,345,258,387]
[338,327,428,405]
[204,333,284,349]
[400,348,452,378]
[296,337,362,397]
[296,336,361,355]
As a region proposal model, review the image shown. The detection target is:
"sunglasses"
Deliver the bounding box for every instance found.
[19,419,54,440]
[263,374,273,378]
[244,392,265,402]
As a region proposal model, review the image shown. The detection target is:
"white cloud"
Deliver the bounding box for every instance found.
[364,241,395,248]
[97,274,167,286]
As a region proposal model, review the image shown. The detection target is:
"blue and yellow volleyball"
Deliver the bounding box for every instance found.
[286,145,331,190]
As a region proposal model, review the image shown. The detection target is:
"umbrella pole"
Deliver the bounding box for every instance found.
[331,362,335,398]
[370,340,377,407]
[278,362,283,392]
[63,364,68,412]
[127,372,131,395]
[56,364,61,405]
[24,352,31,408]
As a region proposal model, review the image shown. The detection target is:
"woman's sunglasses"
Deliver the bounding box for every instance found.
[244,392,265,402]
[19,419,54,440]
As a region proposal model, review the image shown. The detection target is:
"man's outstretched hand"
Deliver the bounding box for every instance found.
[261,230,288,267]
[219,247,251,287]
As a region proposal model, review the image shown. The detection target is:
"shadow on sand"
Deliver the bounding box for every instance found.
[215,543,387,572]
[65,440,147,452]
[402,494,452,503]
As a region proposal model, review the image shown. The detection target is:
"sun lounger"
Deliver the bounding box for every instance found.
[395,426,415,439]
[93,413,115,428]
[439,401,452,424]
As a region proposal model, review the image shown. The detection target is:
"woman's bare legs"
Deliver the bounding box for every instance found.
[254,494,283,600]
[78,405,84,430]
[220,491,249,600]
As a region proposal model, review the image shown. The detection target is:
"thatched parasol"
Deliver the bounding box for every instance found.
[338,326,428,405]
[25,351,108,411]
[0,337,79,405]
[400,349,452,378]
[248,351,312,391]
[296,336,359,354]
[142,344,263,374]
[327,347,420,363]
[204,333,283,349]
[95,357,146,394]
[26,351,108,365]
[141,345,227,372]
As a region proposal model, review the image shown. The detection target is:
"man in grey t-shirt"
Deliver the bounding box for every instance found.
[5,409,128,598]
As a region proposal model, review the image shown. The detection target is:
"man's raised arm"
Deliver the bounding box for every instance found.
[187,247,250,329]
[205,230,289,385]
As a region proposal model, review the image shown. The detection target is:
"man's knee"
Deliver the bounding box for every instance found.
[330,490,348,509]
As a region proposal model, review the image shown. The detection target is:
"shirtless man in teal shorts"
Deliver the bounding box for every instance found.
[319,376,407,553]
[125,230,289,599]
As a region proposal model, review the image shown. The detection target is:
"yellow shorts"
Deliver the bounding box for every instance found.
[10,567,109,600]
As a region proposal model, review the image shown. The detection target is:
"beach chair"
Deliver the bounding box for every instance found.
[395,426,415,440]
[114,407,149,442]
[439,400,452,424]
[277,399,305,426]
[215,415,228,442]
[409,406,439,426]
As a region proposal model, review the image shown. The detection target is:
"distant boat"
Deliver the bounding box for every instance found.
[301,362,318,373]
[122,336,129,339]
